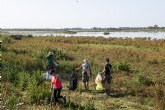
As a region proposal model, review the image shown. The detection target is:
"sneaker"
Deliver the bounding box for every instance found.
[104,93,110,96]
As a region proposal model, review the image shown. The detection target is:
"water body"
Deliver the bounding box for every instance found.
[76,32,165,39]
[8,31,165,39]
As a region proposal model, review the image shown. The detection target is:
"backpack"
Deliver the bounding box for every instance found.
[69,71,78,90]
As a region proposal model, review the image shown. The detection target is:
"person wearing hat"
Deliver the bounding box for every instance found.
[50,69,66,105]
[46,52,59,71]
[100,58,112,95]
[76,59,91,91]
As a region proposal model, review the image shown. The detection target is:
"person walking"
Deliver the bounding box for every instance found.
[100,58,112,95]
[46,52,59,70]
[76,59,91,91]
[50,69,66,105]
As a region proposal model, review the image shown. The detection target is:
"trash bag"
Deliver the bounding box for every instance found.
[69,71,78,90]
[96,81,103,90]
[44,71,51,80]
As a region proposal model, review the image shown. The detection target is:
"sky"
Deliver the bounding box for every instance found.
[0,0,165,28]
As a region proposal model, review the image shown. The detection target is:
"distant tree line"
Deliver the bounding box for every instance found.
[1,25,165,32]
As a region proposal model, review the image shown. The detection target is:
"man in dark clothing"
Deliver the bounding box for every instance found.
[101,58,112,95]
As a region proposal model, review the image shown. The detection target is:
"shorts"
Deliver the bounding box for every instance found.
[102,75,112,84]
[82,72,89,83]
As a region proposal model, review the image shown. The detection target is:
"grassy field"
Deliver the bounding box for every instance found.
[1,35,165,110]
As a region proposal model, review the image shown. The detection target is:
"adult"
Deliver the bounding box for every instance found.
[46,52,59,71]
[76,59,91,91]
[101,58,112,95]
[50,69,66,105]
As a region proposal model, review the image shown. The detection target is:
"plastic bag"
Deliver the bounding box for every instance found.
[96,81,103,90]
[44,71,51,80]
[95,74,103,90]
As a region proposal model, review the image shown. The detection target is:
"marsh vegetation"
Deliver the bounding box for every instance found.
[1,35,165,110]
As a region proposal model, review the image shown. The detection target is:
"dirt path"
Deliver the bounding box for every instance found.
[62,82,153,110]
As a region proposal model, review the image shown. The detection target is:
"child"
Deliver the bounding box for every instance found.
[95,73,103,91]
[50,69,66,105]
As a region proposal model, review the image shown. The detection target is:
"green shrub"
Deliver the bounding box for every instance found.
[2,36,12,44]
[92,64,102,76]
[37,83,50,104]
[11,48,29,55]
[22,58,39,72]
[35,51,47,70]
[33,57,45,70]
[130,72,155,87]
[153,84,165,109]
[84,98,95,110]
[2,62,23,85]
[32,71,45,86]
[35,48,71,71]
[58,61,73,74]
[114,61,130,72]
[18,72,31,91]
[2,83,20,110]
[144,98,155,107]
[26,74,49,104]
[44,48,68,60]
[26,76,38,104]
[77,84,83,93]
[8,95,19,110]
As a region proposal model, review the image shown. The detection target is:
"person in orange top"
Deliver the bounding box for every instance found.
[50,69,66,104]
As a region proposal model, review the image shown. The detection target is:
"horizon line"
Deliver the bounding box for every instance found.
[1,26,165,29]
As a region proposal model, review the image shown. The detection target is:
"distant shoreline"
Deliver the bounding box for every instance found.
[1,26,165,32]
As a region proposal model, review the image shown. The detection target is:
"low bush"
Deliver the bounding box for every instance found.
[44,48,69,60]
[2,36,13,44]
[58,61,74,74]
[2,62,23,85]
[153,84,165,109]
[2,82,20,110]
[18,72,31,91]
[26,76,39,104]
[84,98,95,110]
[129,72,155,87]
[32,70,45,86]
[26,74,49,104]
[114,61,131,72]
